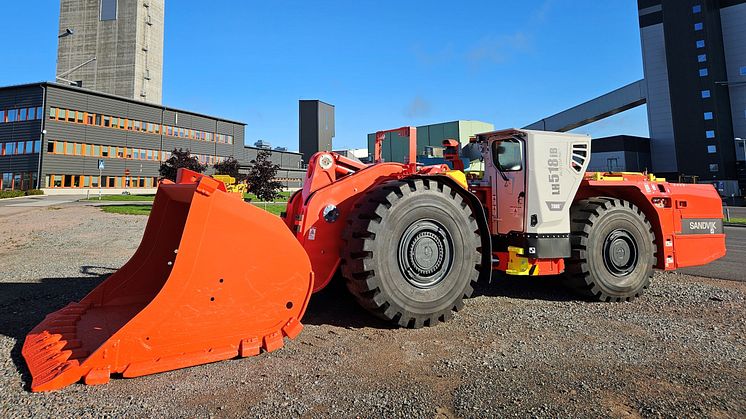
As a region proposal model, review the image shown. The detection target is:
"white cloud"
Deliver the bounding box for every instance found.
[466,32,531,68]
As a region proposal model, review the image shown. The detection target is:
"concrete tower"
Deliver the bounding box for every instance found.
[56,0,164,104]
[299,100,335,164]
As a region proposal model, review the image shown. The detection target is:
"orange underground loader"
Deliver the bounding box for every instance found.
[23,127,726,391]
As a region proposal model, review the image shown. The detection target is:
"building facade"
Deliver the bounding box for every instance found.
[57,0,164,104]
[638,0,746,191]
[0,82,305,193]
[367,120,494,164]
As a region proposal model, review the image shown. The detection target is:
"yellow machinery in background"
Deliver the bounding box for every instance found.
[212,175,247,196]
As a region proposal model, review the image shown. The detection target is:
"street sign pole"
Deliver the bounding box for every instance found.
[98,159,105,200]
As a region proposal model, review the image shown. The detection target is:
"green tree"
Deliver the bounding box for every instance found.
[159,148,206,181]
[213,156,244,181]
[247,150,283,201]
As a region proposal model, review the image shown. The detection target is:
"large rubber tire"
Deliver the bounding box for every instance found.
[341,178,482,328]
[564,197,656,302]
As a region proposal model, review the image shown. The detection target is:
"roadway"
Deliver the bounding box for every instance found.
[0,194,87,218]
[724,206,746,220]
[680,226,745,282]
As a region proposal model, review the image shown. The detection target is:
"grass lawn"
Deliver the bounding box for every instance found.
[84,194,155,201]
[101,202,287,216]
[243,190,293,202]
[88,191,294,203]
[101,204,153,215]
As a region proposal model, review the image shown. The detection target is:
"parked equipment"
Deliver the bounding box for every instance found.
[211,174,247,196]
[23,127,726,391]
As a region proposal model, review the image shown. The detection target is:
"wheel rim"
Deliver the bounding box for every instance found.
[602,229,639,277]
[397,219,454,288]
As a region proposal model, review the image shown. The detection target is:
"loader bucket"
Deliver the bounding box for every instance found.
[22,170,314,392]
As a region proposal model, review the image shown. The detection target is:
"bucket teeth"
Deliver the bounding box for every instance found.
[239,338,261,357]
[25,340,67,363]
[22,304,88,392]
[262,332,284,353]
[282,317,303,339]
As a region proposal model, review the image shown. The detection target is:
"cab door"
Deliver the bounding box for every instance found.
[491,138,526,235]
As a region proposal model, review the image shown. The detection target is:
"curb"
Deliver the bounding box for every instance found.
[86,201,154,206]
[0,195,45,202]
[724,223,746,228]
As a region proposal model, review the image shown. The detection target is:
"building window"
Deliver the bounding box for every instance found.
[706,130,715,139]
[698,54,707,63]
[709,164,719,172]
[100,0,117,20]
[702,90,711,98]
[704,112,713,120]
[694,22,703,31]
[696,40,705,48]
[699,68,709,77]
[693,5,702,13]
[707,145,717,153]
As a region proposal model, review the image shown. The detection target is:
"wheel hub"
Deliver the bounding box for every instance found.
[398,220,453,288]
[602,229,639,277]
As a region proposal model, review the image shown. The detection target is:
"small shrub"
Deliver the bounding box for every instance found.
[247,150,284,202]
[0,190,25,199]
[25,189,44,196]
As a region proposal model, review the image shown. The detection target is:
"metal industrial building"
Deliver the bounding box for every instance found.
[587,135,652,173]
[366,120,494,164]
[57,0,164,104]
[0,82,306,193]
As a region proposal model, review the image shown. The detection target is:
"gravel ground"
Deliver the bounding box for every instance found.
[0,206,744,418]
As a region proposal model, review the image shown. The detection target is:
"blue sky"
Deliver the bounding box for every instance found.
[0,0,649,150]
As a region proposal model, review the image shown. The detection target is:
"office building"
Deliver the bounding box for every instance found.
[0,82,306,193]
[57,0,164,104]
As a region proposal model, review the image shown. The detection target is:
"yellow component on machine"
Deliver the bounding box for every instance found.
[589,172,625,182]
[444,170,468,189]
[647,173,666,182]
[590,172,666,182]
[505,246,539,276]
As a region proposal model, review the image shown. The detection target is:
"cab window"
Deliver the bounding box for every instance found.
[492,139,523,171]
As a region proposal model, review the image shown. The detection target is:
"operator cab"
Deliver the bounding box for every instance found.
[473,129,591,259]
